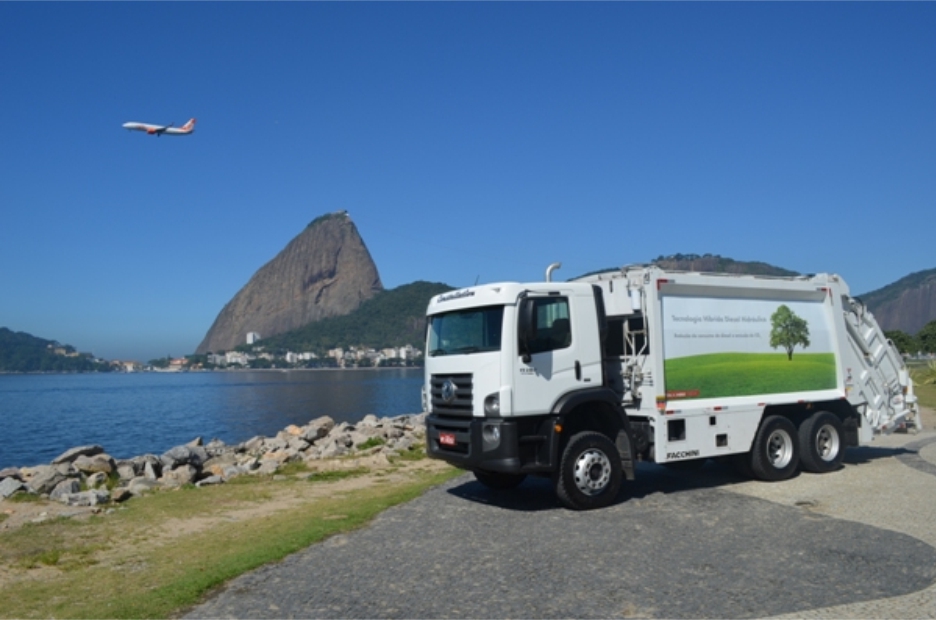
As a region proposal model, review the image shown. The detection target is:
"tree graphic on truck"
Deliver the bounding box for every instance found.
[769,304,811,361]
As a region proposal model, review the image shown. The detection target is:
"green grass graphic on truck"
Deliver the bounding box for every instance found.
[664,352,836,400]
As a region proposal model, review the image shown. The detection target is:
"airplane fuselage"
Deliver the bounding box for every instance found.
[122,118,196,136]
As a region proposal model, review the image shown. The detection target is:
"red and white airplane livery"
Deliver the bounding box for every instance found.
[122,118,196,136]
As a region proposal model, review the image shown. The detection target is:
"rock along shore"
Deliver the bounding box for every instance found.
[0,413,428,510]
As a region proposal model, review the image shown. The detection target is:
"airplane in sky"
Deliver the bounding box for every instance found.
[122,118,196,136]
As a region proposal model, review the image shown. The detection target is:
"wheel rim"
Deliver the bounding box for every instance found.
[767,429,794,469]
[573,448,612,495]
[815,423,841,462]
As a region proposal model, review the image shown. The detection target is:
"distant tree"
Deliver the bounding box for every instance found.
[885,330,918,355]
[918,320,936,354]
[770,305,810,360]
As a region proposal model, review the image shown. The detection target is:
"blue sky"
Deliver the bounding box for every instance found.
[1,2,934,362]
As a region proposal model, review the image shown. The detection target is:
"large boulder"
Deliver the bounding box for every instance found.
[127,477,160,496]
[203,453,240,478]
[51,445,104,465]
[301,416,336,443]
[73,453,116,475]
[160,465,198,488]
[116,462,138,481]
[50,479,82,502]
[0,477,26,499]
[0,467,21,481]
[25,466,68,495]
[160,445,207,470]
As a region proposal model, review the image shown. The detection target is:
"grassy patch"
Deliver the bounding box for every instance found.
[391,446,427,462]
[276,461,311,476]
[0,464,461,619]
[912,374,936,410]
[356,436,387,450]
[6,493,42,503]
[306,468,370,482]
[665,352,836,399]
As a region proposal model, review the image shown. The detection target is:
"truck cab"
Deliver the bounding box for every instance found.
[424,280,635,509]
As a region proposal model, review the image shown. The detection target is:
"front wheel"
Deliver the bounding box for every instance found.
[798,411,845,473]
[555,431,622,510]
[750,416,800,481]
[474,470,527,490]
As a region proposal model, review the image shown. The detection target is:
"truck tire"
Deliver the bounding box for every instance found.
[750,415,799,481]
[555,431,622,510]
[473,470,527,490]
[798,411,845,473]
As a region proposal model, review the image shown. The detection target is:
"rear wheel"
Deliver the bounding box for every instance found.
[555,431,622,510]
[798,411,845,473]
[474,470,527,490]
[750,416,799,481]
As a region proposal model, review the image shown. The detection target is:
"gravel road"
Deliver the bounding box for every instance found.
[185,425,936,619]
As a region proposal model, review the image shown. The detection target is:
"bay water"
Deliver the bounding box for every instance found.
[0,368,423,469]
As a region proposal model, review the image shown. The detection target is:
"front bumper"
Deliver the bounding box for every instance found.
[426,413,556,474]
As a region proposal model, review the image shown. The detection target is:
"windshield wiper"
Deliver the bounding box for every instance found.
[452,346,480,354]
[429,349,447,357]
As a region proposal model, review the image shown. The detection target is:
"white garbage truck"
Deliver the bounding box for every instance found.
[423,264,920,510]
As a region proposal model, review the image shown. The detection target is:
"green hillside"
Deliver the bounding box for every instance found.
[257,281,453,353]
[0,328,111,373]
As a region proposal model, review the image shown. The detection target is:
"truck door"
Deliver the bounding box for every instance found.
[513,293,602,416]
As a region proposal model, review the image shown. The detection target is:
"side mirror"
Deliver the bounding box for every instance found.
[518,298,536,363]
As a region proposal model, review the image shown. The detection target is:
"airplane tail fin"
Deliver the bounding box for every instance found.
[181,118,196,132]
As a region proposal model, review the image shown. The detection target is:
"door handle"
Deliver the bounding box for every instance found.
[575,360,582,381]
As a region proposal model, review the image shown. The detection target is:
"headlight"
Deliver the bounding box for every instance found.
[484,393,500,415]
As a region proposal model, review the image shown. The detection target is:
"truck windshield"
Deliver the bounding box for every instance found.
[428,306,504,356]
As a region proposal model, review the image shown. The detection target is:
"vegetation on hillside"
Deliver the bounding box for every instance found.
[653,253,799,277]
[575,254,799,280]
[886,320,936,354]
[306,210,348,229]
[0,328,111,373]
[257,281,453,354]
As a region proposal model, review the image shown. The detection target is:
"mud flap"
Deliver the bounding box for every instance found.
[615,429,636,481]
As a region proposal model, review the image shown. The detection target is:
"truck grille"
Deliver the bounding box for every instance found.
[431,374,473,416]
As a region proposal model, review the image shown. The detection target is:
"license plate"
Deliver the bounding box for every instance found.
[439,432,456,447]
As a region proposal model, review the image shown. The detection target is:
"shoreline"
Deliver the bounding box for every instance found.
[0,411,429,519]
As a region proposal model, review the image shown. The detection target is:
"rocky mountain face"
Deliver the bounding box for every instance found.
[859,268,936,335]
[196,212,383,354]
[651,254,798,277]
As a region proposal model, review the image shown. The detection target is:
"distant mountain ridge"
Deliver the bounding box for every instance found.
[856,268,936,335]
[196,212,383,354]
[651,253,799,277]
[0,328,111,373]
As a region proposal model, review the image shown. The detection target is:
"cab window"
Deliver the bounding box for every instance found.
[525,297,571,355]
